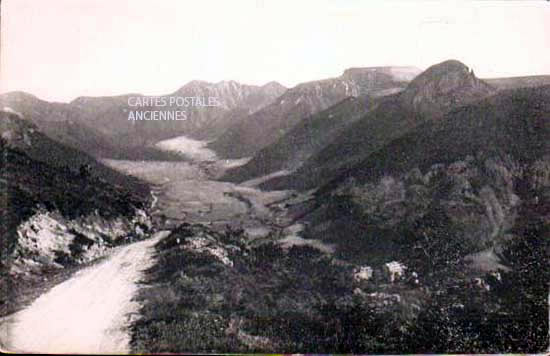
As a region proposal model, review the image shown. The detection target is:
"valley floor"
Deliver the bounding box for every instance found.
[102,136,310,242]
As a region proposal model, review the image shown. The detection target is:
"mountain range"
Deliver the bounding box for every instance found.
[224,60,496,189]
[208,66,422,158]
[3,64,548,165]
[0,80,286,159]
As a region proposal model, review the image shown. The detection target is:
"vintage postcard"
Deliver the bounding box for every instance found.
[0,0,548,354]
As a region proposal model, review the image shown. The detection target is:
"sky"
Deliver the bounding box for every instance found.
[1,0,549,102]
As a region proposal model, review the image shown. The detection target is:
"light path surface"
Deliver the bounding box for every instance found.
[1,231,170,354]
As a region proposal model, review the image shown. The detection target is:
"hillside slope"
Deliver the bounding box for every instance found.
[0,110,153,316]
[221,95,380,183]
[0,110,149,192]
[303,85,550,265]
[0,92,119,158]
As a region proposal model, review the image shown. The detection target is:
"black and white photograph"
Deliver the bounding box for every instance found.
[0,0,549,354]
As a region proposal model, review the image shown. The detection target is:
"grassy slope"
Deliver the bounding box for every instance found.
[299,85,549,271]
[131,224,414,353]
[262,93,424,191]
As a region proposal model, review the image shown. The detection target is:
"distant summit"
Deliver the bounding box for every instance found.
[402,59,495,115]
[173,79,286,112]
[261,81,287,93]
[287,66,421,98]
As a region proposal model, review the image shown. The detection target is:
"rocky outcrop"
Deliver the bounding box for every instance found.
[383,261,407,283]
[353,265,374,282]
[183,235,234,267]
[10,208,152,276]
[342,66,421,95]
[285,66,420,111]
[401,59,495,116]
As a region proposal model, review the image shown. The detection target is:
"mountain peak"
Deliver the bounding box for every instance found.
[262,81,286,91]
[402,59,495,115]
[407,59,485,88]
[172,78,286,113]
[410,60,472,84]
[428,59,469,72]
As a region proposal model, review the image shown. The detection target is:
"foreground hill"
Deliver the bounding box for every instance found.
[130,176,548,354]
[208,66,421,159]
[263,60,495,190]
[0,110,155,316]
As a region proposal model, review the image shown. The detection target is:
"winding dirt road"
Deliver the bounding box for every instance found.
[0,231,169,354]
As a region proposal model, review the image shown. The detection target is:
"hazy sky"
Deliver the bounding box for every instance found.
[1,0,549,102]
